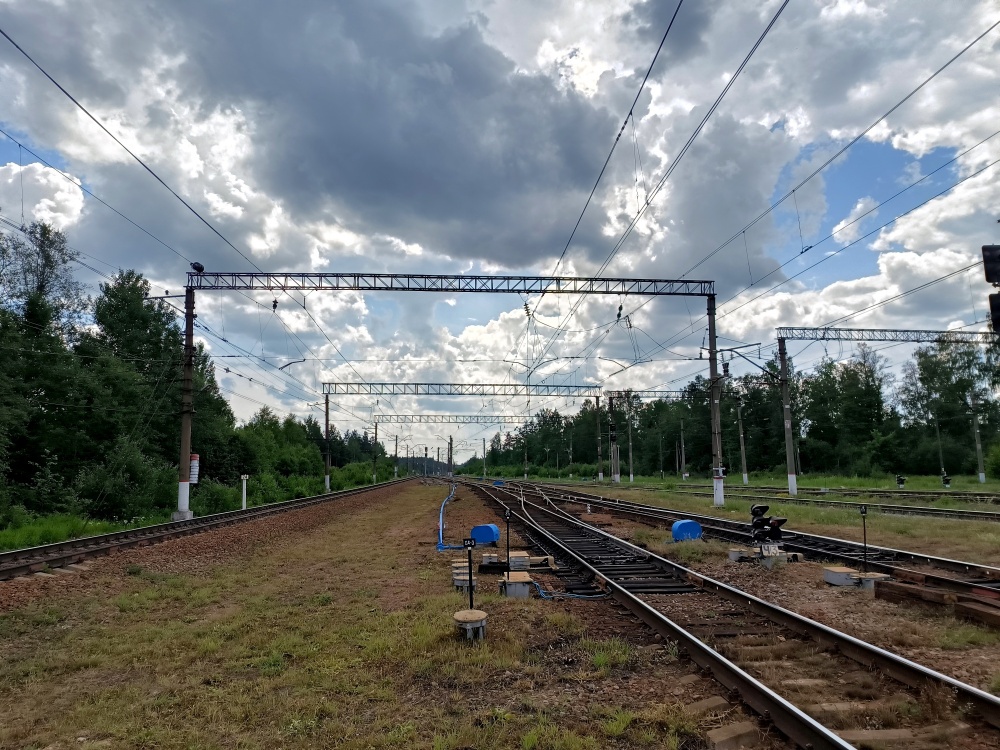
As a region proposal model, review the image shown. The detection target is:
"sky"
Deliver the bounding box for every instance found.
[1,0,998,462]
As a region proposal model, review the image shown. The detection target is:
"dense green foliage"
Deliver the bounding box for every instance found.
[463,343,1000,480]
[0,223,391,533]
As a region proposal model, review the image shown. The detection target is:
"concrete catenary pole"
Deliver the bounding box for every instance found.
[174,286,196,521]
[972,393,986,483]
[778,337,798,496]
[680,421,686,479]
[627,401,634,483]
[483,437,487,481]
[372,421,378,485]
[324,394,331,491]
[737,403,749,486]
[596,394,603,481]
[394,433,398,479]
[707,294,725,506]
[424,446,428,477]
[448,436,453,478]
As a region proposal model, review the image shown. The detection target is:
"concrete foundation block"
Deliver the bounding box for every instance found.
[683,696,730,717]
[823,566,859,586]
[706,721,760,750]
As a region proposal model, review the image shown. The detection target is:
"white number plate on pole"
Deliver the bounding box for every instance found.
[760,543,780,557]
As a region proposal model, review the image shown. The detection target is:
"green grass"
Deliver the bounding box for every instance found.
[581,637,635,673]
[936,624,1000,650]
[0,513,165,552]
[989,673,1000,696]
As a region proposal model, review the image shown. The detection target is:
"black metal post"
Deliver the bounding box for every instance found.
[505,508,511,573]
[860,504,868,573]
[467,545,475,610]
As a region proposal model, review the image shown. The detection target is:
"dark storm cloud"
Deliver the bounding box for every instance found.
[620,0,713,65]
[155,0,622,268]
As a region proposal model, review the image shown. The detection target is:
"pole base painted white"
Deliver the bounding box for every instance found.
[241,478,248,510]
[325,475,330,491]
[629,473,634,483]
[980,473,987,484]
[713,477,725,506]
[788,474,798,496]
[598,471,604,480]
[173,480,194,520]
[742,473,749,485]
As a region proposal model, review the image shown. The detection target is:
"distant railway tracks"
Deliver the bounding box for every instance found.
[464,480,1000,749]
[0,479,411,583]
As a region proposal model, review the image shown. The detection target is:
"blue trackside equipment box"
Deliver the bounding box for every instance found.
[470,523,500,545]
[671,519,703,542]
[493,480,505,487]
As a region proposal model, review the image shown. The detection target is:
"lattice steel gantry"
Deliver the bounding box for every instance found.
[775,325,998,494]
[323,383,602,397]
[177,270,723,512]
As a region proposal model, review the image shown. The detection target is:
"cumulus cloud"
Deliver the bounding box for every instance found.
[0,0,996,434]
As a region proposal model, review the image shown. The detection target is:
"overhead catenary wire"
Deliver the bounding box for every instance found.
[531,0,791,372]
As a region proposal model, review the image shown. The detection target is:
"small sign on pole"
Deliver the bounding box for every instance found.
[189,454,200,484]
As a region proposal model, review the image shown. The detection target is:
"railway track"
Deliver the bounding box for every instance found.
[465,480,1000,749]
[0,478,412,582]
[670,487,1000,523]
[685,482,1000,505]
[511,481,1000,606]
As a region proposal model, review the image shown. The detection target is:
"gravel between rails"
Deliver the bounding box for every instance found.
[0,483,407,613]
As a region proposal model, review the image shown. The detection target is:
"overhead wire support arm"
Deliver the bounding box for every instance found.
[187,272,714,297]
[776,327,997,345]
[323,383,603,397]
[365,415,531,425]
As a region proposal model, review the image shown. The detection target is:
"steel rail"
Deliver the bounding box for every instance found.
[0,478,412,582]
[685,482,1000,504]
[472,480,1000,731]
[466,481,855,750]
[670,487,1000,523]
[526,481,1000,581]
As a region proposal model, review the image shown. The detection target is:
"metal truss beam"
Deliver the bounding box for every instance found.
[776,326,997,345]
[372,415,530,424]
[604,389,688,400]
[323,382,602,396]
[188,271,714,297]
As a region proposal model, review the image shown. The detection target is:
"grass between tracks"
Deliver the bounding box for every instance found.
[0,485,706,750]
[618,489,1000,568]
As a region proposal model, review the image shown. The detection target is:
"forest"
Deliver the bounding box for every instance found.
[0,223,395,540]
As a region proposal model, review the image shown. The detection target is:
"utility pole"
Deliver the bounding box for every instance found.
[680,421,686,479]
[596,394,603,481]
[324,394,331,491]
[483,437,487,481]
[448,436,453,478]
[523,435,528,479]
[372,421,378,485]
[424,446,428,477]
[778,337,797,496]
[737,403,749,485]
[174,286,196,521]
[659,431,663,480]
[627,401,634,483]
[972,393,986,483]
[708,295,724,506]
[568,432,573,477]
[437,446,440,475]
[675,440,679,476]
[394,433,398,479]
[608,395,619,483]
[934,409,945,476]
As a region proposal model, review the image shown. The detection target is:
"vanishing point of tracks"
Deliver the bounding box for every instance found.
[0,479,410,583]
[465,479,1000,749]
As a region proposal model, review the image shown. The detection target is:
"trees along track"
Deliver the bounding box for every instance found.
[462,480,1000,748]
[0,478,413,583]
[517,481,1000,602]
